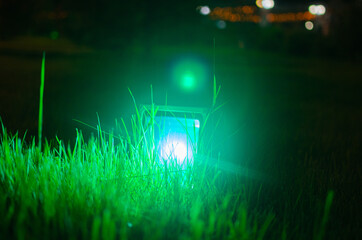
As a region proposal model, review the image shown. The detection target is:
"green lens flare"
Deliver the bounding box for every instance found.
[171,58,207,92]
[182,73,195,89]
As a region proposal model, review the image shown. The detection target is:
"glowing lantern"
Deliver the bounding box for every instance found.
[141,105,207,169]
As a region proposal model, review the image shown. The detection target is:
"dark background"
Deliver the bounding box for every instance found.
[0,0,361,238]
[0,0,361,140]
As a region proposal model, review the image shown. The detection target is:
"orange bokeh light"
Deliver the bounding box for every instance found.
[211,7,316,23]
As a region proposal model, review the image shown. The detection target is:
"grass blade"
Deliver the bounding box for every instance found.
[38,51,46,149]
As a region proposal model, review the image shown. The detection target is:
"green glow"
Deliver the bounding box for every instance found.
[182,73,195,89]
[171,58,207,92]
[50,31,59,40]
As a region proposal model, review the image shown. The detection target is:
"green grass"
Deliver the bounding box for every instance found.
[1,46,360,239]
[0,95,337,239]
[0,115,269,239]
[38,51,45,150]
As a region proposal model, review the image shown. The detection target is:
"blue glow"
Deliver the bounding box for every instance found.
[151,116,200,168]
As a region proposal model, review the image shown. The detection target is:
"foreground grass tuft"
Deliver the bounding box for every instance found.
[0,116,336,240]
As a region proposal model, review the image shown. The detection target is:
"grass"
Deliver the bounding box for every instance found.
[0,82,339,239]
[0,116,336,240]
[0,108,275,240]
[38,51,45,149]
[1,46,360,239]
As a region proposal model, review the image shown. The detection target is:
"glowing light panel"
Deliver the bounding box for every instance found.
[160,136,190,165]
[151,116,200,168]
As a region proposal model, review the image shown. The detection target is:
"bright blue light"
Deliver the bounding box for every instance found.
[160,134,192,165]
[152,116,200,168]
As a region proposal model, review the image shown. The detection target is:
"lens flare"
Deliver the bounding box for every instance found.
[171,58,208,92]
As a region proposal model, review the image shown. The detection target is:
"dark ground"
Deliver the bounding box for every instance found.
[0,37,361,238]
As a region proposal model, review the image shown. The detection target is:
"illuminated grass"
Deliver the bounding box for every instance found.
[0,51,339,239]
[0,103,337,240]
[38,51,45,150]
[0,118,274,240]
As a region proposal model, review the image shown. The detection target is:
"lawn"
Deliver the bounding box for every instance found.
[0,39,361,239]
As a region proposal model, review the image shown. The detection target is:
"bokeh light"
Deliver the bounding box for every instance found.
[257,0,275,9]
[309,4,326,15]
[211,7,315,23]
[256,0,263,8]
[305,21,314,30]
[262,0,275,10]
[216,20,227,29]
[200,6,211,15]
[309,5,316,14]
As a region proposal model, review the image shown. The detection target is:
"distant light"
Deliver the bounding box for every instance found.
[309,5,317,14]
[200,6,211,15]
[309,4,326,15]
[305,21,314,30]
[216,20,226,29]
[256,0,263,8]
[262,0,275,9]
[317,5,326,15]
[256,0,275,9]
